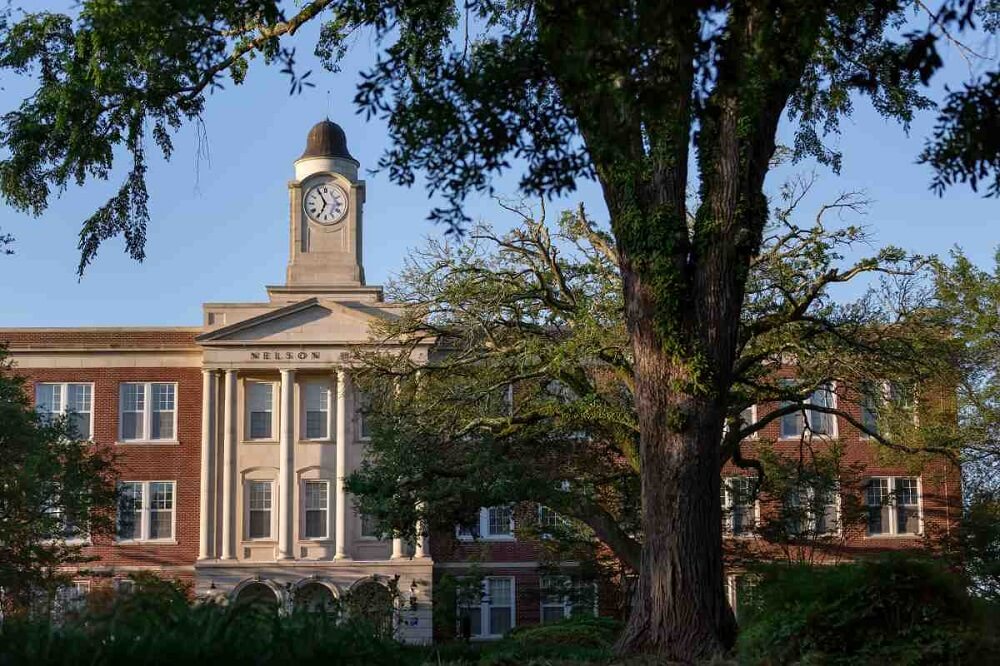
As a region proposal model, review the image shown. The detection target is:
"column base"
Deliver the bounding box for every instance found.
[333,554,352,560]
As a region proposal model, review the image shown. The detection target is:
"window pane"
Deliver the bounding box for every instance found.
[304,481,328,538]
[304,383,329,439]
[151,384,175,439]
[36,384,61,418]
[67,384,92,438]
[488,578,512,605]
[808,385,835,434]
[248,481,272,539]
[895,477,919,505]
[117,483,143,540]
[247,383,273,439]
[866,478,889,535]
[306,411,326,439]
[489,606,512,635]
[122,383,144,410]
[487,506,512,536]
[121,384,145,440]
[861,382,880,433]
[249,510,271,539]
[250,412,271,439]
[458,606,482,637]
[121,412,143,440]
[726,478,754,535]
[149,482,173,539]
[780,408,803,438]
[68,412,91,440]
[305,511,326,539]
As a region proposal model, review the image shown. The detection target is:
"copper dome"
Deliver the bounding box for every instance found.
[299,119,356,161]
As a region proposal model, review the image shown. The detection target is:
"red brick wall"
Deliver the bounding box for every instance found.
[0,328,199,349]
[16,365,202,570]
[721,381,962,563]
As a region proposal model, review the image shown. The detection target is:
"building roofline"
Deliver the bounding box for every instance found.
[0,326,202,333]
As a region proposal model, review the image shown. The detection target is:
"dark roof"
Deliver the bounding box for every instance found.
[299,119,356,161]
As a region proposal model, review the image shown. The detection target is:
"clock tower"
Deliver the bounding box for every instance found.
[284,119,366,288]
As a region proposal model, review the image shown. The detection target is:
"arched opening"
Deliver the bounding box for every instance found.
[294,581,341,616]
[233,581,280,612]
[346,580,394,638]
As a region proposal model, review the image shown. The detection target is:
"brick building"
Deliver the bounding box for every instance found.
[1,120,960,641]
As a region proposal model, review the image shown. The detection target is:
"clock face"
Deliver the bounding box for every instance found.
[303,181,349,225]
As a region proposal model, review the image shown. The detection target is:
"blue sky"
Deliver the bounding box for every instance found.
[0,7,996,327]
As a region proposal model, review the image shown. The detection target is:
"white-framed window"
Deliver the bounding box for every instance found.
[45,502,87,543]
[119,382,177,442]
[302,381,332,441]
[302,480,329,539]
[458,506,515,541]
[866,476,921,536]
[780,382,837,439]
[246,480,274,540]
[114,579,135,595]
[726,574,759,621]
[116,481,175,542]
[360,512,383,540]
[356,389,372,440]
[538,505,566,531]
[54,580,90,616]
[245,381,276,440]
[36,382,94,440]
[721,477,756,536]
[786,484,840,536]
[861,381,918,438]
[458,577,516,639]
[740,405,757,437]
[540,576,598,623]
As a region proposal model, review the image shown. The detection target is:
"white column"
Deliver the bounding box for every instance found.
[414,502,429,559]
[334,368,350,559]
[198,369,217,560]
[277,369,295,560]
[221,370,237,560]
[391,535,405,560]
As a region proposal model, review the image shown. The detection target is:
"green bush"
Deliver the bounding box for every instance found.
[0,578,408,666]
[508,615,620,648]
[417,616,618,665]
[737,554,1000,665]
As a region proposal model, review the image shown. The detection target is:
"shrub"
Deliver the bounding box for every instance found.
[0,578,408,666]
[508,615,620,648]
[737,554,1000,665]
[416,616,619,665]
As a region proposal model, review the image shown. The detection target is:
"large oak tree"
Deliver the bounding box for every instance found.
[2,1,996,659]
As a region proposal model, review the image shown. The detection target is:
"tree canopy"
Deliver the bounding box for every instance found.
[347,183,958,572]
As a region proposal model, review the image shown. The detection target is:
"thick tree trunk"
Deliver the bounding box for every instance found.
[614,264,737,661]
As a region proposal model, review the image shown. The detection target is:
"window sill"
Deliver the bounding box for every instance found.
[242,539,277,545]
[300,537,333,543]
[457,536,517,543]
[116,440,180,446]
[242,439,278,445]
[115,538,178,545]
[299,438,334,444]
[865,533,922,539]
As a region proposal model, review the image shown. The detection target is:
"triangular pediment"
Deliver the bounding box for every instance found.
[196,298,397,346]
